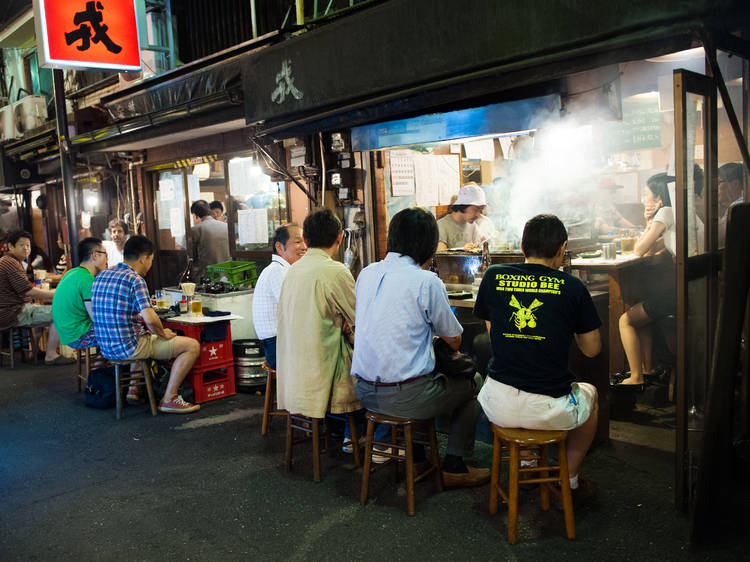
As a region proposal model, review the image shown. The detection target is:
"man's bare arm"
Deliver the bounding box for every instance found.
[441,334,461,351]
[140,307,175,339]
[575,328,601,358]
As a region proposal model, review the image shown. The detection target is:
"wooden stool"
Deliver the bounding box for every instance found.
[261,361,287,435]
[112,359,158,420]
[76,345,107,392]
[285,412,361,482]
[360,412,443,516]
[0,323,47,368]
[489,424,575,544]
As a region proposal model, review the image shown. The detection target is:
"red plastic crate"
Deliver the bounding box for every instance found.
[189,360,236,403]
[163,319,233,369]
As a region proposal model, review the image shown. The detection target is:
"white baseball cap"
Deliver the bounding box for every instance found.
[453,183,487,207]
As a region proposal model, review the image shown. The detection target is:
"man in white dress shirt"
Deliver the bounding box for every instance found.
[251,224,306,368]
[102,218,129,267]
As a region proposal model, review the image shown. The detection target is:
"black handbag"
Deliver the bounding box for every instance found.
[433,338,476,379]
[84,367,118,409]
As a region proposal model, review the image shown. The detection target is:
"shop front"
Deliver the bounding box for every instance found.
[239,0,750,528]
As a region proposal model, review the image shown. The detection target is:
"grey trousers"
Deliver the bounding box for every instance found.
[354,372,481,458]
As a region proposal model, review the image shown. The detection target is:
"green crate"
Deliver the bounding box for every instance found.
[206,260,257,287]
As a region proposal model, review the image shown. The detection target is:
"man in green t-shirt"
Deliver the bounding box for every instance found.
[51,237,108,348]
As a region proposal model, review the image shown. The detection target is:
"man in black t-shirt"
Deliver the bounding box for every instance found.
[474,214,602,500]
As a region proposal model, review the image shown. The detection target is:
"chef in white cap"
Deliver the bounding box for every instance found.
[436,183,488,250]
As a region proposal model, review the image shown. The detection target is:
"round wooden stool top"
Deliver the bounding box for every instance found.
[491,424,568,445]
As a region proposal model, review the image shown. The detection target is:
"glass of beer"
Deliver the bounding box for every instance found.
[157,290,168,309]
[191,298,203,316]
[620,230,637,254]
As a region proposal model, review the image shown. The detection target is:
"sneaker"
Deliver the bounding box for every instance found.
[371,446,396,464]
[158,395,200,414]
[44,355,76,366]
[341,436,366,454]
[126,386,143,403]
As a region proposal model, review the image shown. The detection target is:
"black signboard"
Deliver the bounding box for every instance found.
[242,0,720,129]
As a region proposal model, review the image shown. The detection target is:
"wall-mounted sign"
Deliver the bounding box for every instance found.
[33,0,141,70]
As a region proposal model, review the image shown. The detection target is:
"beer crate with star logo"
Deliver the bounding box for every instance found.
[162,320,233,369]
[188,360,236,404]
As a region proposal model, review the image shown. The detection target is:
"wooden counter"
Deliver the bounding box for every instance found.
[570,252,674,377]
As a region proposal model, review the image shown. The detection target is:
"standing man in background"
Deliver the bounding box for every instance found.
[190,200,230,282]
[102,218,129,267]
[252,223,306,368]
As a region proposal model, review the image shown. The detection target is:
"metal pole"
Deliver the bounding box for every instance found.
[165,0,175,69]
[53,69,79,266]
[250,0,258,39]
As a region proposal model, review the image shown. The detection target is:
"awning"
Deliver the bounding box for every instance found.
[72,32,279,153]
[242,0,747,137]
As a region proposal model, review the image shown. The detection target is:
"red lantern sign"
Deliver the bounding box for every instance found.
[33,0,141,70]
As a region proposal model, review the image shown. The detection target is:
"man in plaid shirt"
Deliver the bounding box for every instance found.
[92,236,200,413]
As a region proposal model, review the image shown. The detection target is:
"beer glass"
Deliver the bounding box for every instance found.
[191,298,203,315]
[620,230,637,254]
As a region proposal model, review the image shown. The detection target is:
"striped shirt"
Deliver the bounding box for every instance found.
[91,262,152,359]
[0,254,32,331]
[251,255,290,340]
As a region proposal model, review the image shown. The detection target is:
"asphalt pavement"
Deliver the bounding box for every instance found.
[1,362,748,561]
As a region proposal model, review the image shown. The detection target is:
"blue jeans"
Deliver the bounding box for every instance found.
[260,336,276,369]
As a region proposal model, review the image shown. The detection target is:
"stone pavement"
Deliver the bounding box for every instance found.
[0,363,748,561]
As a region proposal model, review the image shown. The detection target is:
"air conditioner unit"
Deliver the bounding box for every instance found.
[0,106,14,142]
[10,96,49,137]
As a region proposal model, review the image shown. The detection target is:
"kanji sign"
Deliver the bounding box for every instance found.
[33,0,141,70]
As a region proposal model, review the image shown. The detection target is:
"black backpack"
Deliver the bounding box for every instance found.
[84,367,119,409]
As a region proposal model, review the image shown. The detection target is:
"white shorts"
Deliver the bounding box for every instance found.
[478,377,597,431]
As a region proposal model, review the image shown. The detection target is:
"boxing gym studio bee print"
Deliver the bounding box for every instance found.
[494,273,565,341]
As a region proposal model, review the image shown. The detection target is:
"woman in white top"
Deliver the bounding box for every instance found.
[616,173,676,387]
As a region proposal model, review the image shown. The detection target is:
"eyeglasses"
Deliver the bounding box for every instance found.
[94,250,107,255]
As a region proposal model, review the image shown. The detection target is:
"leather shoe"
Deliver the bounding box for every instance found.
[442,465,491,487]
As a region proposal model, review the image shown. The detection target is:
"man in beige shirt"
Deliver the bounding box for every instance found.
[276,209,360,418]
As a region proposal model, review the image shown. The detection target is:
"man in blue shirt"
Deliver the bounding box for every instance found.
[92,236,201,414]
[352,208,490,487]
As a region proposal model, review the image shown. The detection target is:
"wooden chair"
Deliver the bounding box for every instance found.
[112,359,157,420]
[360,411,443,516]
[489,424,575,544]
[285,412,361,482]
[261,361,287,435]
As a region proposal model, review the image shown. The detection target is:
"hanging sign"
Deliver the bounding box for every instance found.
[33,0,141,70]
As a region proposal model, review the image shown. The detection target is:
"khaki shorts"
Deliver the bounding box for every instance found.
[128,334,175,361]
[478,377,597,431]
[16,303,52,326]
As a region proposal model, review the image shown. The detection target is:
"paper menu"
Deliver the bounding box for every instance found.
[159,179,175,201]
[389,150,416,196]
[238,208,269,244]
[413,154,460,207]
[169,207,185,238]
[413,154,439,207]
